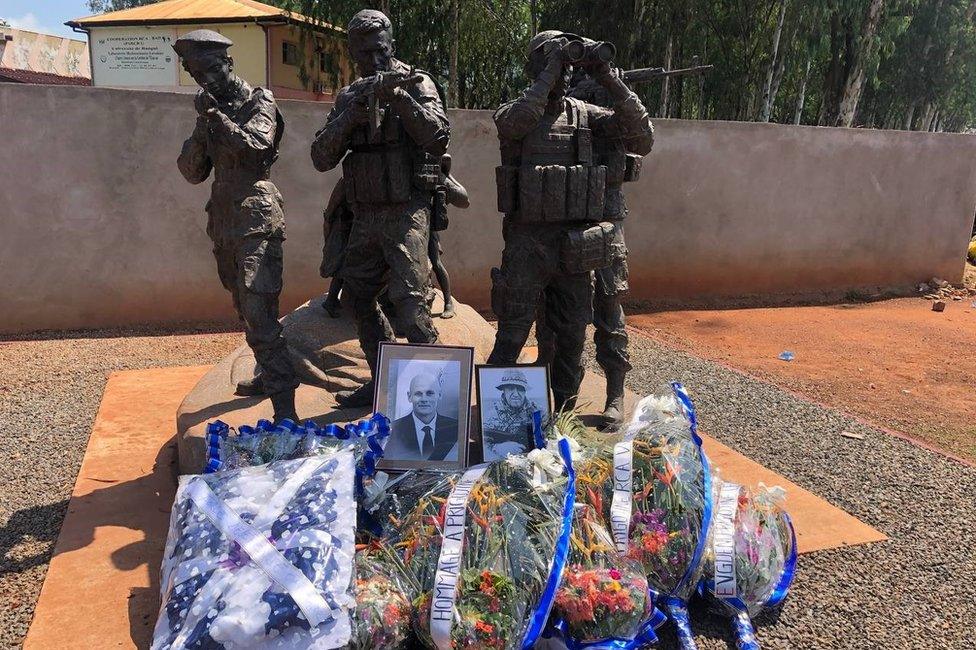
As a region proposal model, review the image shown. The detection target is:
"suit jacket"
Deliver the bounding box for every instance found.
[386,413,459,462]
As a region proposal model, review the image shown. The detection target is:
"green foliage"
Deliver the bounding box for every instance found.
[85,0,976,130]
[86,0,159,12]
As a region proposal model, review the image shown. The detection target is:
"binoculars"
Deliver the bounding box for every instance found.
[558,38,616,65]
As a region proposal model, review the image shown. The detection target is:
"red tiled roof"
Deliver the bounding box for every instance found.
[0,67,92,86]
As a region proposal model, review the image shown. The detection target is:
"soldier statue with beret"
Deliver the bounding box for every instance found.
[174,29,299,423]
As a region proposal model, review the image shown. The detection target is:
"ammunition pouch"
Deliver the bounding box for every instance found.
[490,267,539,320]
[431,188,449,231]
[624,154,642,183]
[342,148,412,203]
[496,164,607,222]
[414,160,441,192]
[559,221,624,274]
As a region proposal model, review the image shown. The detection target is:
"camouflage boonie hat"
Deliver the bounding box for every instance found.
[496,370,529,391]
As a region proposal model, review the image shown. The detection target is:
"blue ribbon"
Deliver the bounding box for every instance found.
[733,610,760,650]
[670,381,701,445]
[763,511,797,609]
[521,437,576,649]
[671,383,713,600]
[532,410,546,449]
[664,596,699,650]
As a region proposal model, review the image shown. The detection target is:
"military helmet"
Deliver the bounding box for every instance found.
[496,370,529,391]
[172,29,233,59]
[526,29,582,58]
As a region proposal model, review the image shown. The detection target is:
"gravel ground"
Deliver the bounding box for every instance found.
[0,326,242,649]
[2,325,973,649]
[595,330,976,649]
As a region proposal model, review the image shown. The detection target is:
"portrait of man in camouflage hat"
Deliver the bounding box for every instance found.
[477,366,551,461]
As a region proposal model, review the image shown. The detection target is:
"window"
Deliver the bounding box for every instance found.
[318,51,334,72]
[282,41,300,66]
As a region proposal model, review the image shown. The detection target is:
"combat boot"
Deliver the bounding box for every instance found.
[336,380,375,409]
[235,374,266,397]
[601,371,626,431]
[270,389,299,424]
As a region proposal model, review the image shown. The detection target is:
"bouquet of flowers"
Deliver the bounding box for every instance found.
[550,504,665,648]
[152,450,357,649]
[567,384,713,649]
[349,543,417,649]
[395,440,575,650]
[700,480,797,650]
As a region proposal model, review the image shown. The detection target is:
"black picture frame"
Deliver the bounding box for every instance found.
[374,342,474,472]
[475,364,552,463]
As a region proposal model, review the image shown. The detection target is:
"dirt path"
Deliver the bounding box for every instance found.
[629,287,976,462]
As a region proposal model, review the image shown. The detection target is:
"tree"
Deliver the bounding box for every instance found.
[87,0,160,12]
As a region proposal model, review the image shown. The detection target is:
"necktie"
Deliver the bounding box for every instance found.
[422,425,433,457]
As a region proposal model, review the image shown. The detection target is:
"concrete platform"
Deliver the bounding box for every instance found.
[25,365,884,649]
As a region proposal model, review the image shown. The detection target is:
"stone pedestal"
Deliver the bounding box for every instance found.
[176,293,497,473]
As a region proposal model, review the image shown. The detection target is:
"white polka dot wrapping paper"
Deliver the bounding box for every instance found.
[151,450,357,649]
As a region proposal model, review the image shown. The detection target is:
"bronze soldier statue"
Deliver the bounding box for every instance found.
[319,158,468,320]
[535,61,655,427]
[488,31,654,412]
[311,9,450,407]
[173,30,299,423]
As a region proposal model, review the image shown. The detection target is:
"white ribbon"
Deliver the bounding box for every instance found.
[162,451,355,650]
[185,477,336,628]
[712,482,741,598]
[609,440,634,553]
[429,464,489,650]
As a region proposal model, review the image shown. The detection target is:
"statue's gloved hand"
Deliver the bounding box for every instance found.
[345,93,370,125]
[584,59,613,80]
[195,90,219,118]
[543,37,568,71]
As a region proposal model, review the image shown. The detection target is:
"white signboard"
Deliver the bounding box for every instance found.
[91,28,177,86]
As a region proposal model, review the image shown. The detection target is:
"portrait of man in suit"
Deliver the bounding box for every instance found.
[385,372,460,462]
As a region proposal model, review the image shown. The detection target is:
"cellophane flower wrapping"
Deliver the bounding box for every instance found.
[551,504,655,646]
[702,478,796,649]
[566,389,711,603]
[349,544,418,649]
[152,450,357,649]
[396,460,570,650]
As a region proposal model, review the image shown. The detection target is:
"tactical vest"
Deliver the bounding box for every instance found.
[341,77,440,204]
[496,98,606,222]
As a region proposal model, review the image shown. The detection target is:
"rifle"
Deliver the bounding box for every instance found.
[621,64,713,85]
[353,68,424,138]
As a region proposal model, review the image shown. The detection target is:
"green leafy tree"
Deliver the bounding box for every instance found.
[86,0,160,12]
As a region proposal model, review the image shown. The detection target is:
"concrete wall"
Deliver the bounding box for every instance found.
[1,83,975,333]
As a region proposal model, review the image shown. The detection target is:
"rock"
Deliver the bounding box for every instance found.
[176,292,497,473]
[932,300,946,312]
[930,277,949,288]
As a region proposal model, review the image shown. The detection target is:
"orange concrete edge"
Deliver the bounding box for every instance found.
[25,364,885,649]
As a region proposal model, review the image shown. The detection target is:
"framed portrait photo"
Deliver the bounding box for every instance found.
[374,342,474,471]
[475,365,552,462]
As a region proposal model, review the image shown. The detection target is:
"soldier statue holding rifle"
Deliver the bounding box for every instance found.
[311,9,451,407]
[488,30,654,413]
[173,30,299,424]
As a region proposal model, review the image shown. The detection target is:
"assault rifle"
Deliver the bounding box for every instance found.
[352,68,424,138]
[621,63,713,85]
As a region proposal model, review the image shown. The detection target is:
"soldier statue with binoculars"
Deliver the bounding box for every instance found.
[488,30,654,414]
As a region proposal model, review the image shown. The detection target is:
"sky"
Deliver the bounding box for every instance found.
[0,0,95,39]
